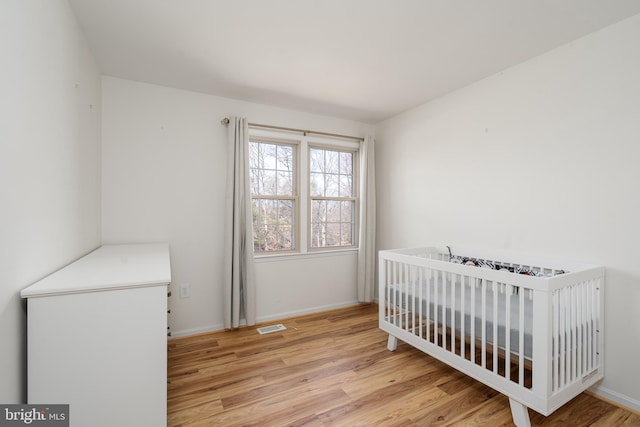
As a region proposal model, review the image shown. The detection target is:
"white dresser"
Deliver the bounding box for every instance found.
[21,243,171,427]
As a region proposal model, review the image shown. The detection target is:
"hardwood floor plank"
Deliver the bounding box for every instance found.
[411,380,499,426]
[167,397,224,426]
[590,407,640,426]
[442,395,515,427]
[167,303,636,426]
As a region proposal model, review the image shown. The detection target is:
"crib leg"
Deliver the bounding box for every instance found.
[508,398,531,427]
[387,334,398,351]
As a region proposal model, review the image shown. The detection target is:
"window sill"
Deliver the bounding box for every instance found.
[254,248,358,263]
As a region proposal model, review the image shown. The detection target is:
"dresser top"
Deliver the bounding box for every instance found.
[21,243,171,298]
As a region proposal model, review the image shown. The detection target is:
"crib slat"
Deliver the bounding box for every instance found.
[567,285,572,384]
[587,280,598,371]
[471,277,476,365]
[587,282,595,371]
[553,290,559,391]
[578,283,584,377]
[586,280,592,372]
[505,283,511,382]
[395,261,400,327]
[560,287,566,388]
[596,279,602,369]
[434,270,439,346]
[394,260,399,326]
[427,268,432,342]
[451,273,456,355]
[404,263,409,332]
[387,260,392,324]
[390,260,394,325]
[394,260,399,325]
[584,281,590,373]
[594,279,600,370]
[442,271,447,350]
[461,275,466,360]
[588,280,594,372]
[518,288,525,387]
[390,260,396,325]
[412,266,416,334]
[571,284,577,382]
[493,281,498,374]
[418,267,424,339]
[481,279,487,369]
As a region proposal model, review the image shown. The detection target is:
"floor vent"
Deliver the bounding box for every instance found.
[257,324,287,335]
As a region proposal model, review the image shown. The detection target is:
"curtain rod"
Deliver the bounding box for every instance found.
[220,117,364,142]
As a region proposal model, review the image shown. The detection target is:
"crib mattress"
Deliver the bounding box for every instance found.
[388,280,533,358]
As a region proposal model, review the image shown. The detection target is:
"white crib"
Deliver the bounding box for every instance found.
[379,247,604,427]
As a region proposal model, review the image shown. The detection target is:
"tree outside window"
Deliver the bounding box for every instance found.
[309,148,355,248]
[249,141,296,252]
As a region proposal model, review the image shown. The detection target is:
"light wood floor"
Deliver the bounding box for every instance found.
[167,304,638,426]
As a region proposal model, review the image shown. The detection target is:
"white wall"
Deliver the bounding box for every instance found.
[101,76,372,335]
[0,0,102,403]
[375,14,640,410]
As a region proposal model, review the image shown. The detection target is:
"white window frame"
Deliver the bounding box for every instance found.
[307,141,359,252]
[248,127,360,257]
[248,133,300,254]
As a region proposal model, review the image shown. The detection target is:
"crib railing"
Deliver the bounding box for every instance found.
[382,258,534,388]
[379,247,604,417]
[550,278,602,392]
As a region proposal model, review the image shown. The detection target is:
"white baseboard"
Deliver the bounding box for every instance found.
[255,300,360,324]
[590,384,640,414]
[169,300,361,338]
[170,323,225,338]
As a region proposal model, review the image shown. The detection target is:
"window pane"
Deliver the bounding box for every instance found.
[256,224,293,251]
[249,142,263,169]
[249,168,261,194]
[341,223,353,245]
[311,199,326,222]
[278,200,294,225]
[339,152,353,174]
[324,174,340,197]
[339,175,352,197]
[310,172,324,197]
[341,201,354,223]
[277,145,293,171]
[277,171,293,195]
[262,144,277,169]
[310,222,323,248]
[325,223,341,246]
[278,225,293,250]
[309,149,321,173]
[311,198,355,248]
[252,196,295,252]
[325,150,339,174]
[250,141,295,197]
[326,200,340,222]
[258,170,276,195]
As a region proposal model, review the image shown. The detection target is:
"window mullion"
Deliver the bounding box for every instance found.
[299,138,308,253]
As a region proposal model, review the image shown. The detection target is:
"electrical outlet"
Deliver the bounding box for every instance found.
[179,283,191,299]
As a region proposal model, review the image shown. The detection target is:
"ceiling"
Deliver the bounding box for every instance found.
[69,1,640,124]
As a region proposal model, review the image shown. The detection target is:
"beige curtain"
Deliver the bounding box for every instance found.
[357,135,376,302]
[223,117,256,328]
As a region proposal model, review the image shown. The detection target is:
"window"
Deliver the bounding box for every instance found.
[249,140,296,252]
[249,129,359,254]
[309,147,355,248]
